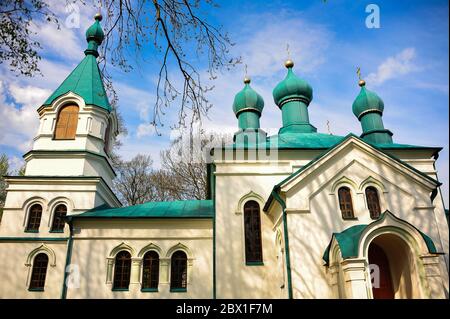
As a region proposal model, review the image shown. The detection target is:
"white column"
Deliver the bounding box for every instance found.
[420,254,447,299]
[341,258,370,299]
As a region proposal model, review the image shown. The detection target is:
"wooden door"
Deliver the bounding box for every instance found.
[55,105,79,139]
[369,243,395,299]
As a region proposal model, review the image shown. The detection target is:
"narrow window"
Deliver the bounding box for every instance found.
[104,121,111,154]
[26,204,42,232]
[50,204,67,232]
[366,186,381,219]
[170,251,187,291]
[338,187,355,219]
[54,104,79,139]
[29,253,48,291]
[244,200,263,264]
[113,251,131,290]
[142,251,159,291]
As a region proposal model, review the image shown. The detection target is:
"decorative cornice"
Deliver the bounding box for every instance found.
[278,96,310,108]
[357,108,383,120]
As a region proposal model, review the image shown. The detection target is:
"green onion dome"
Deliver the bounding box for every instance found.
[86,13,105,45]
[352,80,384,120]
[272,60,313,107]
[232,77,264,117]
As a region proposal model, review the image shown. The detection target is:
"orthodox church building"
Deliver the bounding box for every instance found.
[0,15,448,299]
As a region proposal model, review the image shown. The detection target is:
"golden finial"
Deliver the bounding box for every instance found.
[94,12,103,21]
[243,64,251,84]
[357,66,365,87]
[285,43,294,68]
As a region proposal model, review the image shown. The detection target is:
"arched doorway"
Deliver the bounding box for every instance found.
[368,234,420,299]
[369,243,394,299]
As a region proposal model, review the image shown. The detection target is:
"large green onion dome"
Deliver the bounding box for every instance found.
[232,77,264,117]
[352,80,384,120]
[272,60,313,107]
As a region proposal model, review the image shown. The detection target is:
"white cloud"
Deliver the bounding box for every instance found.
[136,123,156,138]
[0,81,49,152]
[31,22,84,61]
[366,48,419,86]
[236,14,330,78]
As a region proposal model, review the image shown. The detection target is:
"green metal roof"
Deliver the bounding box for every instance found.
[72,200,214,219]
[42,16,110,111]
[322,211,438,265]
[220,131,441,151]
[42,54,111,111]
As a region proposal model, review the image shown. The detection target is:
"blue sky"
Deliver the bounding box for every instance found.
[0,0,448,204]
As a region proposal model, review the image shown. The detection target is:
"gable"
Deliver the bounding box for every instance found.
[264,135,440,212]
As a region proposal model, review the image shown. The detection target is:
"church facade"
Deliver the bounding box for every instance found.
[0,15,448,299]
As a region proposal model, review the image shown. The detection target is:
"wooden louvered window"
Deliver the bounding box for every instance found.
[54,104,79,139]
[366,186,381,219]
[338,187,355,219]
[142,251,159,290]
[113,251,131,290]
[26,204,42,232]
[29,253,48,291]
[50,204,67,232]
[244,200,263,264]
[170,251,187,291]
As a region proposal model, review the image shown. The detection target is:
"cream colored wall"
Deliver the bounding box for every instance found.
[280,141,449,298]
[66,219,213,299]
[0,178,119,237]
[214,161,292,299]
[0,241,67,298]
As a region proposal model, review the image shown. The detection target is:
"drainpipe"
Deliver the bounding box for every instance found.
[271,188,293,299]
[61,217,74,299]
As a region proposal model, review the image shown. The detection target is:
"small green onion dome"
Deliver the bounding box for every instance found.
[86,13,105,44]
[232,77,264,117]
[352,80,384,120]
[273,60,313,107]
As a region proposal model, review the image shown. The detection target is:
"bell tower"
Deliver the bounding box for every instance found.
[24,13,119,189]
[0,13,121,241]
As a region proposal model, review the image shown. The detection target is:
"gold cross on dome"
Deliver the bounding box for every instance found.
[286,43,291,60]
[356,66,362,80]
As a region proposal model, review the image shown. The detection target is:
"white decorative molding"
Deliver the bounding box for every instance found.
[25,244,57,267]
[235,190,265,215]
[108,242,136,258]
[285,208,310,214]
[330,176,358,194]
[138,242,162,257]
[358,176,387,193]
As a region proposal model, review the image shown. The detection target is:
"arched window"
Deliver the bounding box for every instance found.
[113,251,131,290]
[170,251,187,291]
[366,186,381,219]
[338,187,355,219]
[29,253,48,291]
[26,204,42,232]
[54,104,79,139]
[244,200,263,264]
[50,204,67,232]
[142,251,159,291]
